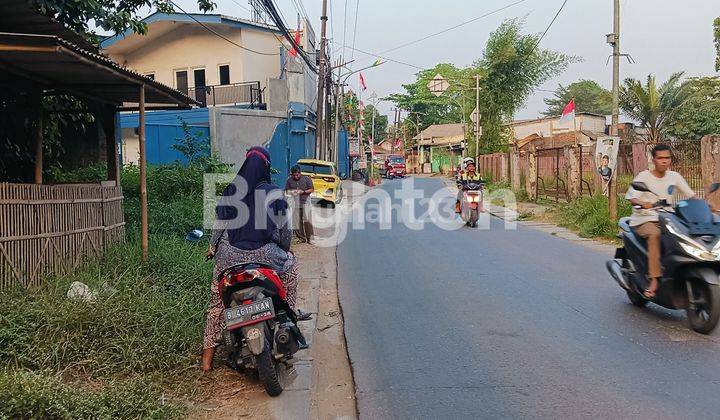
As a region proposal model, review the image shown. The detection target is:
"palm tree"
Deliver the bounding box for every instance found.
[620,72,691,142]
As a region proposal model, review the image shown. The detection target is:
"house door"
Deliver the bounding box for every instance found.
[193,69,206,107]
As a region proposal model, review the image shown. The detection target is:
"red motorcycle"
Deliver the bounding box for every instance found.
[218,262,306,396]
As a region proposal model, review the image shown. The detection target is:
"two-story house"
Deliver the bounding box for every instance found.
[101,12,321,180]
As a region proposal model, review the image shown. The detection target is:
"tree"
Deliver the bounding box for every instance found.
[386,63,468,133]
[34,0,215,42]
[362,105,388,142]
[474,19,577,152]
[714,17,720,72]
[620,72,691,142]
[543,80,613,116]
[664,77,720,140]
[389,19,576,154]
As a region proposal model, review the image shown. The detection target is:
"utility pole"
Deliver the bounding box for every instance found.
[474,74,480,160]
[315,0,328,160]
[609,0,620,221]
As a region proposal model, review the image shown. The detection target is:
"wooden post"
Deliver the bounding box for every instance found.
[526,148,537,201]
[701,135,720,210]
[567,145,581,200]
[511,147,521,191]
[105,106,120,183]
[33,92,43,184]
[138,85,149,262]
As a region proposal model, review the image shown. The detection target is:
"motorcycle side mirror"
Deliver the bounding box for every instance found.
[710,183,720,193]
[630,182,651,192]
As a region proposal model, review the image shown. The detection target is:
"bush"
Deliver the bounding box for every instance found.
[557,194,632,238]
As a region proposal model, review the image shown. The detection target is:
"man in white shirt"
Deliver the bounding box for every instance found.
[625,144,695,299]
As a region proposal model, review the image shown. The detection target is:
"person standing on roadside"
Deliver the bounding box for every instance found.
[285,165,315,244]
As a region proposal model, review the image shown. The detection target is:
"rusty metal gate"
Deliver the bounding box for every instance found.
[536,147,568,202]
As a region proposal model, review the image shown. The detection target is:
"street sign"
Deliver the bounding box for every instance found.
[470,107,481,124]
[349,138,360,157]
[427,74,449,97]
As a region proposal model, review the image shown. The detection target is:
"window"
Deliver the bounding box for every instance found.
[219,65,230,85]
[193,68,206,88]
[175,70,188,93]
[298,163,333,175]
[144,73,155,80]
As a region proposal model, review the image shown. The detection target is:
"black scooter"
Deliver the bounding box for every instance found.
[606,182,720,334]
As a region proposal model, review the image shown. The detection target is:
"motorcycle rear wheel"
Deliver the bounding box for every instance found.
[686,280,720,334]
[257,338,283,396]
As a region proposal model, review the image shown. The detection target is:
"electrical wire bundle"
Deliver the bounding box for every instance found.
[257,0,318,74]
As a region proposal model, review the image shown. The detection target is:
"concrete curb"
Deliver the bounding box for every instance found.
[267,181,366,420]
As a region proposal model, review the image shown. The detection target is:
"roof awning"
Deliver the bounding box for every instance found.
[0,32,198,109]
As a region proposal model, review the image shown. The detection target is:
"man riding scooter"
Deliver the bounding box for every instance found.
[626,144,695,298]
[455,158,483,214]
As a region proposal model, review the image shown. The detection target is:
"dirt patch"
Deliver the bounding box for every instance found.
[187,367,270,419]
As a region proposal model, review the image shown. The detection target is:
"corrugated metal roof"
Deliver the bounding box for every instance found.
[413,123,466,141]
[0,33,197,107]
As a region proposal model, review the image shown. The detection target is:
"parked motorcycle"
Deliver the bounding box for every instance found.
[606,181,720,334]
[217,262,307,396]
[457,180,484,228]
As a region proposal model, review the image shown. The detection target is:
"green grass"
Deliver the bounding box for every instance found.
[556,194,632,239]
[1,162,223,418]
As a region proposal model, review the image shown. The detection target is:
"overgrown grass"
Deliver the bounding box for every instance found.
[0,236,212,418]
[1,162,224,418]
[556,194,632,239]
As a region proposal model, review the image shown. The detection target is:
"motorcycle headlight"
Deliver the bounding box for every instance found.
[666,220,719,261]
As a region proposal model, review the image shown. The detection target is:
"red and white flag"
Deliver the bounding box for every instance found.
[559,98,575,126]
[359,72,367,91]
[289,26,301,57]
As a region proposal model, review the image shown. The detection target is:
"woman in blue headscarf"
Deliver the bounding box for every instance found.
[202,146,308,372]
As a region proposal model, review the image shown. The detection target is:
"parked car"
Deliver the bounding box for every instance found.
[382,154,406,179]
[296,159,343,205]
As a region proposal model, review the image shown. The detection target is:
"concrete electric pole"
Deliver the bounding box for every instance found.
[609,0,620,221]
[315,0,328,160]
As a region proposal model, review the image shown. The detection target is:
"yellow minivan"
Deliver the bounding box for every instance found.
[296,159,343,205]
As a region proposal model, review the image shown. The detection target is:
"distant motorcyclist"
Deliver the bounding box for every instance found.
[455,158,482,214]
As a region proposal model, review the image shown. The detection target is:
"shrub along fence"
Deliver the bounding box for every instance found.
[0,183,124,289]
[477,136,719,204]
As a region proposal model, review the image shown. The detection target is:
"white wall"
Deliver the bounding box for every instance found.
[108,24,281,91]
[511,115,606,140]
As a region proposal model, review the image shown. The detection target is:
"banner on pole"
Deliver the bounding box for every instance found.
[595,136,620,196]
[349,138,360,157]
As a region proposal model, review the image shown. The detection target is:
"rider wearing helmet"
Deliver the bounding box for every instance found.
[455,158,482,213]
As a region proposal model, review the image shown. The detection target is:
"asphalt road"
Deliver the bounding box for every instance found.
[337,177,720,419]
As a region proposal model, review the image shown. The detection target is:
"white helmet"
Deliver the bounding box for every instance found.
[462,157,475,169]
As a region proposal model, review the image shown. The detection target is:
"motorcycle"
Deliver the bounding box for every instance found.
[606,181,720,334]
[457,180,484,228]
[217,262,307,396]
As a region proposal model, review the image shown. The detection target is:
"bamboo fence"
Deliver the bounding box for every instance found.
[0,182,124,289]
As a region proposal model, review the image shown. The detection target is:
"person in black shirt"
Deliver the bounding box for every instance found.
[285,165,315,243]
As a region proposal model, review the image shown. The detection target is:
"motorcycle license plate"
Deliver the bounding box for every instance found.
[225,297,275,330]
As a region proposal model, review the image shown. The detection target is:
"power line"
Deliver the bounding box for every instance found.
[259,0,318,72]
[529,0,569,54]
[378,0,527,56]
[344,45,425,70]
[350,0,360,61]
[228,0,252,13]
[342,0,348,59]
[169,0,279,55]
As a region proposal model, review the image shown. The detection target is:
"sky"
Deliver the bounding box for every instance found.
[162,0,719,121]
